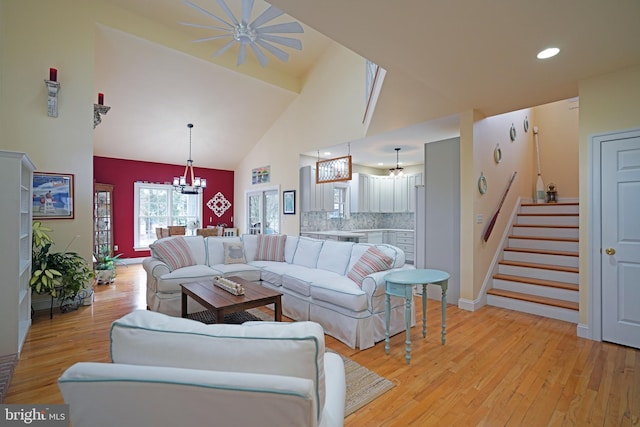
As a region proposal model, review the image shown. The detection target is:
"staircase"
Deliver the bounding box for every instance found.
[486,201,579,323]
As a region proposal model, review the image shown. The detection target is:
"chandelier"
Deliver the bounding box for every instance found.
[173,123,207,194]
[389,147,404,176]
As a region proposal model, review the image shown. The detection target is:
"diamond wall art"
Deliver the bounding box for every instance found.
[207,192,231,217]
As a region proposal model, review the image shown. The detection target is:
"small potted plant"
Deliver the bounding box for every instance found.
[93,248,124,284]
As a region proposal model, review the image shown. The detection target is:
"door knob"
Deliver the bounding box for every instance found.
[605,247,616,255]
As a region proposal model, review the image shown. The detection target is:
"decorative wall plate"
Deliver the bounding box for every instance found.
[524,116,529,133]
[494,144,502,163]
[510,123,517,141]
[478,173,487,194]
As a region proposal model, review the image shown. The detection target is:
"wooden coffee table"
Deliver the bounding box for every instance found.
[180,276,282,323]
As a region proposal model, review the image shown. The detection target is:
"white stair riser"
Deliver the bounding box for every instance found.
[503,250,579,268]
[516,215,579,226]
[508,238,578,252]
[511,226,579,239]
[492,279,579,302]
[498,264,578,284]
[487,295,579,323]
[520,204,579,214]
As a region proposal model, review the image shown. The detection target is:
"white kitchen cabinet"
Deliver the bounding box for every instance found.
[395,230,415,264]
[383,230,397,246]
[300,166,334,212]
[347,172,422,213]
[0,150,36,357]
[376,176,394,212]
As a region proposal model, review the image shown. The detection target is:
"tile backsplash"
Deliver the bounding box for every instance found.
[301,212,415,232]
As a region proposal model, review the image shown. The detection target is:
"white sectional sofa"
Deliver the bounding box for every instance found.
[59,310,345,427]
[142,234,414,350]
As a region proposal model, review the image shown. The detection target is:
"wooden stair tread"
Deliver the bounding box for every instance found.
[493,273,578,291]
[503,247,578,257]
[499,260,578,273]
[518,213,578,217]
[520,202,578,207]
[513,224,578,229]
[487,288,579,310]
[509,235,578,242]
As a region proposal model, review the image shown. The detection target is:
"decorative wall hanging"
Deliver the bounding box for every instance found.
[283,190,296,214]
[494,144,502,163]
[316,155,352,183]
[252,166,270,184]
[509,123,517,141]
[523,116,529,133]
[93,93,110,128]
[478,172,487,194]
[45,68,60,118]
[206,192,231,218]
[33,172,74,219]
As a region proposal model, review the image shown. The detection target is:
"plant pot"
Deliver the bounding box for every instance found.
[95,269,116,284]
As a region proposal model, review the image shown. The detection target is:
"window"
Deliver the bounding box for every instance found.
[134,182,202,249]
[328,184,349,220]
[246,187,279,235]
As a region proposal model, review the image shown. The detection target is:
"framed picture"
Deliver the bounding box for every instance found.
[283,190,296,215]
[33,172,74,219]
[251,165,270,184]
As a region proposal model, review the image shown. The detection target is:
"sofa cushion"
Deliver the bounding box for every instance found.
[249,261,299,286]
[240,234,259,262]
[110,310,326,420]
[256,234,287,262]
[155,265,217,293]
[292,237,323,268]
[223,241,246,264]
[149,237,196,271]
[310,277,368,312]
[209,264,261,282]
[283,268,344,297]
[284,236,299,264]
[348,244,403,271]
[206,236,242,266]
[316,240,354,275]
[347,246,393,287]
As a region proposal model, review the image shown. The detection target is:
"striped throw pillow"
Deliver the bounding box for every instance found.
[150,237,196,271]
[347,246,393,287]
[256,234,287,262]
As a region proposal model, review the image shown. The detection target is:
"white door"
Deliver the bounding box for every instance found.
[601,133,640,349]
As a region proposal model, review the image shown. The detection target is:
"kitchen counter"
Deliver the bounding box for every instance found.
[301,230,367,241]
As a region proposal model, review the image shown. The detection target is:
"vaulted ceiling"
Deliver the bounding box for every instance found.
[95,0,640,169]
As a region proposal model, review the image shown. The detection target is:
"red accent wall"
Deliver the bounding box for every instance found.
[93,156,234,258]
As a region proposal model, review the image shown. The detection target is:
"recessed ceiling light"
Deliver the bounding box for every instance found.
[377,162,383,166]
[537,47,560,59]
[323,151,331,156]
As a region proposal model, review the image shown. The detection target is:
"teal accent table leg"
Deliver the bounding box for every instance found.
[440,279,448,345]
[385,293,391,355]
[421,284,427,338]
[404,293,411,364]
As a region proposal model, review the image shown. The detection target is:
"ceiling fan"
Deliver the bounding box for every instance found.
[180,0,304,67]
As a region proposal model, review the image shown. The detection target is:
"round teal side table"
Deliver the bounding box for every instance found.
[384,269,449,364]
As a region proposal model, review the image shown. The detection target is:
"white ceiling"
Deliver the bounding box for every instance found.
[95,0,640,169]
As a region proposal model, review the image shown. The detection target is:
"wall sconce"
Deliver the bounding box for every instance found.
[45,68,60,118]
[93,92,110,128]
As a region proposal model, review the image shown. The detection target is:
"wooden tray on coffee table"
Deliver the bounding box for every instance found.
[181,276,282,323]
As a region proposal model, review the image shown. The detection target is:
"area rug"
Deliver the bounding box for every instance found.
[187,308,394,416]
[0,353,18,403]
[187,308,270,324]
[339,353,395,416]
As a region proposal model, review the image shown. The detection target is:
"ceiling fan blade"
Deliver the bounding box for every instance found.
[256,22,304,34]
[249,43,269,67]
[256,39,289,63]
[178,21,230,32]
[250,5,283,29]
[238,42,247,65]
[192,34,232,43]
[212,39,237,57]
[258,34,302,50]
[215,0,240,27]
[241,0,254,26]
[183,0,233,29]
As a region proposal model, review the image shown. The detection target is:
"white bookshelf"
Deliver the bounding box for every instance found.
[0,150,36,357]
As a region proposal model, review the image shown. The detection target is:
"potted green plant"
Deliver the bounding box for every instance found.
[93,248,125,284]
[30,221,94,311]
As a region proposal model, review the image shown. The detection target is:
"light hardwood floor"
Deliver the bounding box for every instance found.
[6,264,639,426]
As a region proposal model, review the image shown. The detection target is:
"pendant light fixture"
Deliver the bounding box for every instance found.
[173,123,207,194]
[389,147,404,176]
